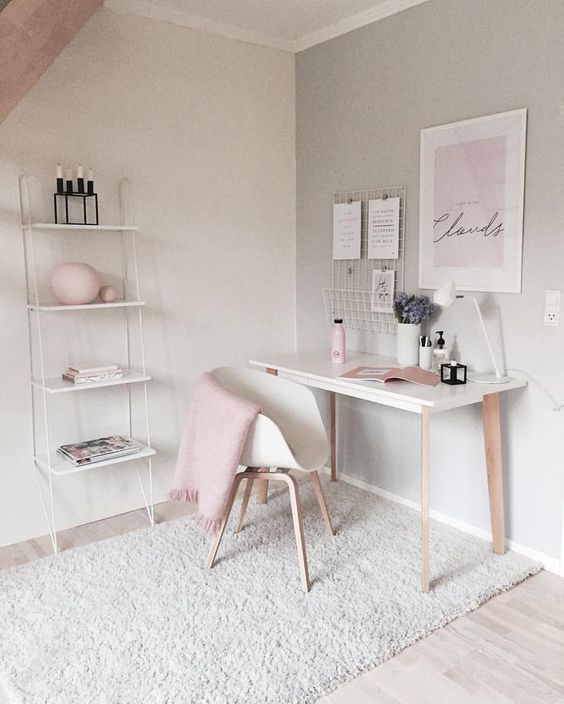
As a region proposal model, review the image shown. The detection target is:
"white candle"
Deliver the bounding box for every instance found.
[450,359,457,366]
[87,167,94,181]
[77,162,84,179]
[66,167,73,181]
[56,163,62,179]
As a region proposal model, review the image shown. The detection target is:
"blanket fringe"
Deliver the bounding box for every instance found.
[169,490,222,534]
[195,514,223,534]
[169,488,198,503]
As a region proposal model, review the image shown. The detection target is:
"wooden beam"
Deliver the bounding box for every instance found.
[0,0,103,124]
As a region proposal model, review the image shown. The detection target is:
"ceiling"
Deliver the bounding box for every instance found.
[104,0,430,52]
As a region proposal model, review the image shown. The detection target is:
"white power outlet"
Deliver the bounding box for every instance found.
[544,290,560,326]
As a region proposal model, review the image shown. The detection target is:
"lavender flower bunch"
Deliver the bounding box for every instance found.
[393,292,436,324]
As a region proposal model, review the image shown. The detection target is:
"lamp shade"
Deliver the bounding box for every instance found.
[433,280,456,307]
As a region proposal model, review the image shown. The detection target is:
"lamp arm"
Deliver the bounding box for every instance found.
[467,295,503,379]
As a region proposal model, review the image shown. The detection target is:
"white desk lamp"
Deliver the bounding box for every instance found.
[432,280,510,384]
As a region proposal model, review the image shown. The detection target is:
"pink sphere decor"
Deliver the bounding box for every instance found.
[99,284,117,303]
[50,262,101,305]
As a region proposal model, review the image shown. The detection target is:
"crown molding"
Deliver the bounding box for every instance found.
[105,0,431,54]
[104,0,295,52]
[292,0,431,52]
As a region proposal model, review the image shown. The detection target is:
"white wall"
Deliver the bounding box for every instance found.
[0,7,296,546]
[295,0,564,562]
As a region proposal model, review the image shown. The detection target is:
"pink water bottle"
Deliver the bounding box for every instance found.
[331,318,346,363]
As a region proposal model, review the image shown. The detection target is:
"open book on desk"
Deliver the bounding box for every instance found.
[340,366,440,387]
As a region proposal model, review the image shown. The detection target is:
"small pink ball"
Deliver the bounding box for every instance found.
[99,285,117,303]
[50,262,100,305]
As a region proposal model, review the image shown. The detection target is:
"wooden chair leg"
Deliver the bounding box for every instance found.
[206,474,244,570]
[281,473,311,593]
[257,479,269,504]
[310,470,335,536]
[235,476,254,533]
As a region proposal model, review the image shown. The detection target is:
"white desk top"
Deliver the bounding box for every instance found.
[249,351,527,414]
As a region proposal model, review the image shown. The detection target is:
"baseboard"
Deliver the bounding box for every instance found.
[0,486,171,549]
[323,466,562,576]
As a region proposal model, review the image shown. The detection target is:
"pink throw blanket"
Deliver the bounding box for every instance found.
[170,372,260,533]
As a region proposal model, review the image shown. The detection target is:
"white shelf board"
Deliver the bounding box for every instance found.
[28,300,145,312]
[27,223,139,232]
[34,443,156,477]
[32,370,151,394]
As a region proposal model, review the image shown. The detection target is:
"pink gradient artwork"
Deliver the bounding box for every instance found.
[432,135,506,268]
[419,109,526,293]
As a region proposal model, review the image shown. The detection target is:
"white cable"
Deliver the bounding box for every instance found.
[507,368,564,412]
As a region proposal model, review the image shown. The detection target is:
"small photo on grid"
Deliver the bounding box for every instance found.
[371,269,395,313]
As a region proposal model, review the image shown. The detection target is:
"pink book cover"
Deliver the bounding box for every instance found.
[340,366,440,387]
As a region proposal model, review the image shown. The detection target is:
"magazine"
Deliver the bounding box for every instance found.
[57,435,141,465]
[68,364,120,374]
[340,366,440,387]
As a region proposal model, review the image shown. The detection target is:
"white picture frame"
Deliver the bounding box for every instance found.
[419,108,527,293]
[371,269,395,312]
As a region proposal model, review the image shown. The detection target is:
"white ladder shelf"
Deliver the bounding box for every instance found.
[18,174,155,554]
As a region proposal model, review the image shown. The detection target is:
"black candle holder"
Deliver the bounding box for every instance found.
[441,362,468,385]
[53,191,99,225]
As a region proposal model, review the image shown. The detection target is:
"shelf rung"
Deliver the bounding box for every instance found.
[34,443,156,476]
[32,371,151,394]
[26,223,139,232]
[28,300,146,312]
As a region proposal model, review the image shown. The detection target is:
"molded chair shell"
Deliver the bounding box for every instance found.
[212,366,330,472]
[206,366,335,592]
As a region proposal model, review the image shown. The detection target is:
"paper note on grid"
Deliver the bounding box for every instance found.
[333,201,361,260]
[367,197,400,260]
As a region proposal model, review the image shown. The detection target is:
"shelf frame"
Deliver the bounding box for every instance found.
[34,443,156,476]
[26,223,139,231]
[28,300,146,312]
[32,370,151,394]
[19,173,155,554]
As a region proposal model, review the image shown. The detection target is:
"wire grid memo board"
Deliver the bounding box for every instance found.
[323,185,406,335]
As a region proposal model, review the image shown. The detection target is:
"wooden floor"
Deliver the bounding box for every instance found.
[1,502,563,704]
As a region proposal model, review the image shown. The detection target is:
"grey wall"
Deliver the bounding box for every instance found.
[296,0,564,559]
[0,8,295,546]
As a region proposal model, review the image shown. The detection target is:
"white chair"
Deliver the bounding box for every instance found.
[206,366,335,592]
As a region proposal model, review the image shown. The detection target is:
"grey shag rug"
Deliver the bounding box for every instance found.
[0,478,540,703]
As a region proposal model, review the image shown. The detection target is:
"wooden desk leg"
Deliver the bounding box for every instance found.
[330,392,337,482]
[421,406,430,593]
[482,393,506,555]
[257,367,279,505]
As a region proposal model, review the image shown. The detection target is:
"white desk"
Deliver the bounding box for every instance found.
[249,351,527,592]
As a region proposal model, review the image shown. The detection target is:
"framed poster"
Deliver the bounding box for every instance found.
[371,269,395,312]
[367,197,400,259]
[333,200,361,260]
[419,108,526,293]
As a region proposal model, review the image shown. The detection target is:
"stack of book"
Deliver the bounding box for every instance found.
[57,435,141,466]
[62,364,123,384]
